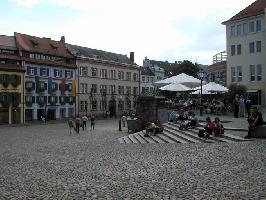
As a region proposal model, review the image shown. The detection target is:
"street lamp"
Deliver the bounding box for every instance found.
[197,69,205,116]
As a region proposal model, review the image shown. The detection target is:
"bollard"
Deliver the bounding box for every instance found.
[119,119,122,131]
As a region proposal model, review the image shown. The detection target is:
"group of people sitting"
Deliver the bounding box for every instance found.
[144,119,164,137]
[199,117,224,138]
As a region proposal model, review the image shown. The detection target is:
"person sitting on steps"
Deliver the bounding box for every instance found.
[213,117,224,137]
[204,117,215,138]
[245,106,264,139]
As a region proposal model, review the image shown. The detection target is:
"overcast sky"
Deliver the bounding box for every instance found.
[1,0,255,65]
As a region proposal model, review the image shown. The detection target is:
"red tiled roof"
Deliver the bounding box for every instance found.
[0,64,25,72]
[223,0,266,24]
[0,35,17,50]
[15,33,73,58]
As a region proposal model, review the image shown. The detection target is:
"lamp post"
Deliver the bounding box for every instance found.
[197,69,205,116]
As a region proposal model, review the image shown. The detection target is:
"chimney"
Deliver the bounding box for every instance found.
[130,52,134,63]
[60,36,65,44]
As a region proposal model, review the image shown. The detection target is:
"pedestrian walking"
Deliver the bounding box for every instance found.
[239,95,245,117]
[75,116,81,134]
[121,114,127,127]
[233,94,240,118]
[245,96,252,117]
[91,115,95,130]
[82,115,88,131]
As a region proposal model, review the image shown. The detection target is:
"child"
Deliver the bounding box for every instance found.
[213,117,224,137]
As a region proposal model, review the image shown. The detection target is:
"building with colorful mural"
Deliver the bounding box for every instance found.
[15,33,76,121]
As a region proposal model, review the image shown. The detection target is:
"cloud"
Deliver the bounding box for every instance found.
[7,0,255,65]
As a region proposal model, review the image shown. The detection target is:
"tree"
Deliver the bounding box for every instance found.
[228,84,247,103]
[171,60,199,77]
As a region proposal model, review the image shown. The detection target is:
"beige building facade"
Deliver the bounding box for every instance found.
[223,1,266,105]
[66,44,140,117]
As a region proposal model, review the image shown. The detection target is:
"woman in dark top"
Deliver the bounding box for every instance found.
[245,107,264,138]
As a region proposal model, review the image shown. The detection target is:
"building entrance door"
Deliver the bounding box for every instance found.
[37,109,45,121]
[0,108,9,124]
[109,100,116,117]
[12,108,21,124]
[47,109,56,120]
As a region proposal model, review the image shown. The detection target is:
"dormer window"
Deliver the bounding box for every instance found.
[30,40,38,47]
[50,44,58,50]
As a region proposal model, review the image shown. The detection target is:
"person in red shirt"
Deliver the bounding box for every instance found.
[204,117,214,137]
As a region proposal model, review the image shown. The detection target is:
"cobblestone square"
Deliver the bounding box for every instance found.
[0,119,265,199]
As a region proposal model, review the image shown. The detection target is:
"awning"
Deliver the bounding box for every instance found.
[247,89,260,93]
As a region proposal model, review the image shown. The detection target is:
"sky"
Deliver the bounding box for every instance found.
[0,0,255,66]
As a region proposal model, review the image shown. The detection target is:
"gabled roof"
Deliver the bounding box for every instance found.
[223,0,266,24]
[15,33,73,58]
[66,43,133,65]
[140,67,155,76]
[0,35,17,50]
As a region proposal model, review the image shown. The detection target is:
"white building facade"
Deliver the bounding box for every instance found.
[223,1,266,105]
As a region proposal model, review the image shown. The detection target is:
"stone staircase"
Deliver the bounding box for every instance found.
[118,122,251,144]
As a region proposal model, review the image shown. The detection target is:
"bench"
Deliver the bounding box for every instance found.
[251,125,266,138]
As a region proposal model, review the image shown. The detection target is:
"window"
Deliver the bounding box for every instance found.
[237,66,242,82]
[118,86,124,95]
[133,73,138,81]
[249,21,255,33]
[80,83,88,93]
[110,70,116,79]
[118,71,124,80]
[27,66,36,76]
[84,101,88,111]
[231,45,235,56]
[231,67,236,82]
[118,100,124,111]
[100,85,107,94]
[237,44,241,55]
[91,67,98,77]
[243,23,248,35]
[80,67,87,76]
[65,70,72,78]
[80,101,84,111]
[54,69,62,78]
[250,65,255,81]
[91,100,97,110]
[100,69,107,78]
[91,84,97,93]
[133,87,138,95]
[236,24,241,36]
[249,42,255,53]
[256,41,261,52]
[150,77,154,83]
[142,76,145,82]
[257,64,262,81]
[256,20,262,32]
[100,100,107,111]
[126,86,131,95]
[40,68,49,77]
[109,85,116,94]
[230,25,235,36]
[126,72,131,81]
[146,77,149,83]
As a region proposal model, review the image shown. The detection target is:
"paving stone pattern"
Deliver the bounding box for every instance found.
[0,119,265,199]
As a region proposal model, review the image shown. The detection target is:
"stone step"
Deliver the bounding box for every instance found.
[123,136,133,144]
[149,134,166,143]
[155,134,178,143]
[138,132,157,143]
[164,124,213,143]
[161,130,189,143]
[168,122,247,143]
[134,133,148,144]
[164,127,201,143]
[128,134,140,144]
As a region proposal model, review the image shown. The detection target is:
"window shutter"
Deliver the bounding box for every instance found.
[54,69,56,77]
[46,69,49,76]
[40,68,43,76]
[44,83,48,90]
[0,74,3,84]
[32,96,35,103]
[60,70,62,77]
[34,68,37,75]
[44,96,47,104]
[48,96,51,103]
[71,71,73,78]
[55,96,58,103]
[26,66,30,75]
[36,96,40,103]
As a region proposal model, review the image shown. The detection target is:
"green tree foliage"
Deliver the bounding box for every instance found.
[171,60,199,77]
[228,84,247,102]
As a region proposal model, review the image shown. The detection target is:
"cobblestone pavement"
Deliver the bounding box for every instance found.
[0,119,265,199]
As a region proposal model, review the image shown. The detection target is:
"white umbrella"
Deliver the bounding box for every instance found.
[155,73,202,87]
[159,83,191,92]
[191,89,213,95]
[193,82,229,92]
